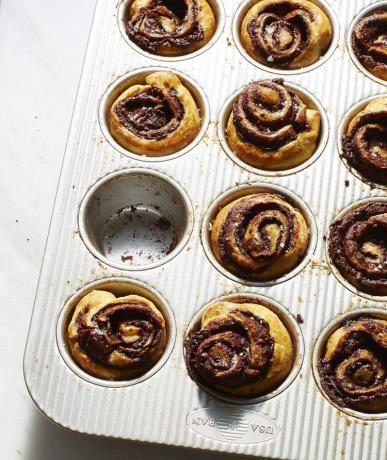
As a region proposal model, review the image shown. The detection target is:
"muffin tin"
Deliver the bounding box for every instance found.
[24,1,386,459]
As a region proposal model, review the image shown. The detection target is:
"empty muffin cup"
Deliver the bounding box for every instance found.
[201,182,317,286]
[79,168,193,270]
[184,292,304,404]
[232,0,340,75]
[312,307,387,420]
[218,80,329,176]
[56,277,176,387]
[117,0,226,61]
[99,67,210,161]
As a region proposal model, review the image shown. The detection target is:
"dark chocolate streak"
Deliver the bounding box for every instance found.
[233,79,309,150]
[342,110,387,186]
[328,202,387,294]
[217,194,298,276]
[184,309,274,389]
[247,2,314,67]
[352,9,387,77]
[318,316,387,410]
[76,301,163,366]
[126,0,203,52]
[114,86,184,140]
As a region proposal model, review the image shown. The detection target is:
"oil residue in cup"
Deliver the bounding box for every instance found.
[101,204,178,266]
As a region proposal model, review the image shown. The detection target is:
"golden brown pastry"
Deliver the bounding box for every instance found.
[352,8,387,81]
[342,97,387,186]
[125,0,216,56]
[68,289,167,380]
[227,79,320,170]
[240,0,332,70]
[184,301,294,397]
[210,192,310,281]
[328,202,387,296]
[109,71,201,157]
[318,316,387,413]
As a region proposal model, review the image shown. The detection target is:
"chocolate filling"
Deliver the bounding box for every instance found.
[247,2,314,68]
[232,79,309,151]
[126,0,204,53]
[328,202,387,295]
[352,9,387,78]
[342,110,387,186]
[184,309,274,389]
[76,301,164,368]
[114,86,185,140]
[318,316,387,411]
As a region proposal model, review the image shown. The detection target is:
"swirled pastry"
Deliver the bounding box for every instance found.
[352,8,387,81]
[227,79,320,170]
[318,316,387,413]
[109,71,201,156]
[328,202,387,296]
[184,301,294,397]
[125,0,216,56]
[342,97,387,186]
[68,290,167,380]
[240,0,332,70]
[211,192,310,281]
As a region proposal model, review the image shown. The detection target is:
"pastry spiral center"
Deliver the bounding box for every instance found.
[248,3,313,66]
[185,309,274,388]
[126,0,203,52]
[233,79,309,150]
[114,87,184,140]
[77,302,163,366]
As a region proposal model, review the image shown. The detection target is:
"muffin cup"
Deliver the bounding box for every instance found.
[117,0,226,62]
[201,182,317,286]
[312,307,387,421]
[346,1,387,87]
[337,93,387,190]
[218,81,329,176]
[325,196,387,302]
[78,168,194,271]
[184,292,304,404]
[56,277,176,388]
[99,67,210,162]
[232,0,340,75]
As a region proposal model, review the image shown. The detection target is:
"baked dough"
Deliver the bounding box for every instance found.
[210,192,310,281]
[240,0,332,70]
[109,71,201,157]
[227,79,320,170]
[184,300,294,397]
[68,289,167,380]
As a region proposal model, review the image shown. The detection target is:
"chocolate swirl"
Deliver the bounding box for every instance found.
[211,192,309,280]
[352,9,387,81]
[126,0,203,53]
[247,2,314,67]
[342,99,387,186]
[232,79,309,151]
[76,301,164,366]
[328,202,387,296]
[185,309,274,389]
[114,86,184,141]
[318,316,387,412]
